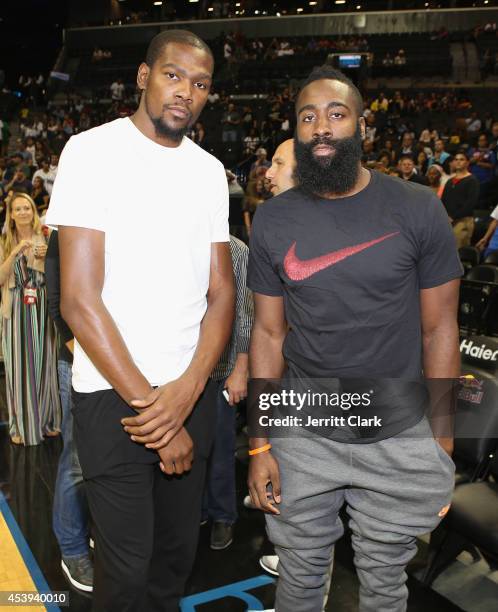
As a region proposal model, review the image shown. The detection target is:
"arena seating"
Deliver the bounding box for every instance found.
[458,247,481,275]
[422,449,498,586]
[67,32,452,96]
[422,337,498,585]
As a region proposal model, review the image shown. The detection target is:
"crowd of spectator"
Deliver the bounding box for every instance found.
[2,81,497,250]
[220,32,370,65]
[222,31,369,62]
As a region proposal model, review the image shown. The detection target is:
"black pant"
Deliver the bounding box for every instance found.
[72,381,217,612]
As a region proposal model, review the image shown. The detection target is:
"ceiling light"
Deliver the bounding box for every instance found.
[208,7,213,11]
[276,12,281,16]
[309,1,318,5]
[335,1,346,4]
[255,9,259,14]
[189,0,199,3]
[153,0,162,5]
[356,4,361,8]
[235,2,241,5]
[297,7,304,12]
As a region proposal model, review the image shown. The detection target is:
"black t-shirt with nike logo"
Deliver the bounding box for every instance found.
[247,170,463,442]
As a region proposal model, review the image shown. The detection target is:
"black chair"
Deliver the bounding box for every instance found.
[466,264,498,282]
[458,246,481,275]
[422,450,498,586]
[458,280,498,335]
[452,366,498,485]
[483,251,498,266]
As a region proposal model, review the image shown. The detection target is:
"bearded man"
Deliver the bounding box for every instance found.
[246,66,462,612]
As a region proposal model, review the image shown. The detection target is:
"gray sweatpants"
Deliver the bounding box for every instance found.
[266,417,455,612]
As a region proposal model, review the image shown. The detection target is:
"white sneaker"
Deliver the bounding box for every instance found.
[89,538,94,550]
[259,554,279,576]
[243,494,257,509]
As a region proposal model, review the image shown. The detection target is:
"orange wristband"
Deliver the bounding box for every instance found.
[248,443,272,456]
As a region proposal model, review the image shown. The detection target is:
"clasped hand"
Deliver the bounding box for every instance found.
[121,375,200,450]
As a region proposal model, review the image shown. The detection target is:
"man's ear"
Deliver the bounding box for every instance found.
[136,62,150,91]
[358,116,366,140]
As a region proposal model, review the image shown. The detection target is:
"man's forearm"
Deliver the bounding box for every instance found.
[232,351,248,374]
[423,322,460,378]
[423,322,460,440]
[482,220,498,243]
[62,296,152,403]
[183,285,235,395]
[249,325,286,379]
[248,325,286,448]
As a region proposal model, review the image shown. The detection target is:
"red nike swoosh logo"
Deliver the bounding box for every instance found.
[284,232,400,281]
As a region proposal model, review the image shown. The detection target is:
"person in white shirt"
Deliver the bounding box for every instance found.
[32,158,56,196]
[110,78,125,101]
[46,29,234,611]
[207,88,220,104]
[226,169,244,195]
[466,112,482,135]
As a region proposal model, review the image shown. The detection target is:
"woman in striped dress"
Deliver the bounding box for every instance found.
[0,192,61,445]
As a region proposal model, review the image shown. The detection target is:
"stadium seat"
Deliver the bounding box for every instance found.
[458,246,481,274]
[466,265,498,282]
[421,450,498,586]
[458,279,498,335]
[453,367,498,485]
[483,251,498,267]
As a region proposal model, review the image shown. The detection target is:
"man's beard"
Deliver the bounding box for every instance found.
[145,98,191,142]
[294,124,363,197]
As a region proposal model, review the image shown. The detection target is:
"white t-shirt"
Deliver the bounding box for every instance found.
[46,117,229,392]
[32,168,56,195]
[110,82,124,100]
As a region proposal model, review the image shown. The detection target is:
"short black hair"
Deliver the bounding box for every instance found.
[296,65,364,116]
[398,154,415,163]
[455,149,469,160]
[145,29,213,67]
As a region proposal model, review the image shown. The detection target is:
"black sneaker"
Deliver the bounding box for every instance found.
[61,555,94,592]
[210,521,234,550]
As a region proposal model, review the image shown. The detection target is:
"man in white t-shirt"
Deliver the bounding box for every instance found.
[110,78,125,101]
[46,29,234,611]
[32,158,56,195]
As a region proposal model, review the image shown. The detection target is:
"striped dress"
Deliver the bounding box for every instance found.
[2,254,61,446]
